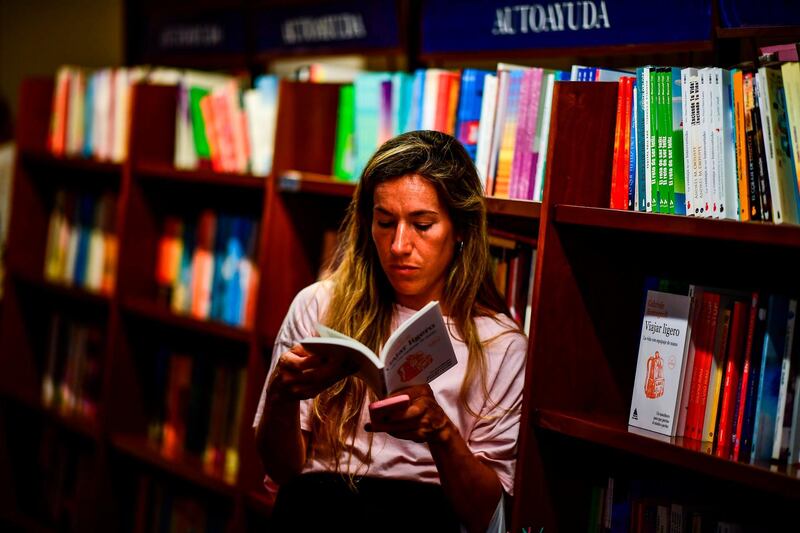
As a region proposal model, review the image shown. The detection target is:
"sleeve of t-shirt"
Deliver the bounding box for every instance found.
[467,330,528,496]
[252,282,329,431]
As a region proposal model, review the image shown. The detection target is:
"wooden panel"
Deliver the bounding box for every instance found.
[129,84,178,166]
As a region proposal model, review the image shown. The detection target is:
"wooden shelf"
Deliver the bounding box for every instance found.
[277,171,356,197]
[421,40,713,63]
[110,433,236,497]
[533,408,800,499]
[40,407,102,442]
[486,198,540,219]
[553,205,800,248]
[716,26,800,39]
[11,270,112,307]
[120,297,252,344]
[19,150,123,175]
[134,161,267,190]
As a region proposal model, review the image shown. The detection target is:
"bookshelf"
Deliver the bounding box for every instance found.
[511,80,800,531]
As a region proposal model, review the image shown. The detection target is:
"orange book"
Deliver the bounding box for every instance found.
[190,210,216,319]
[433,71,453,133]
[162,353,192,457]
[445,71,461,136]
[732,70,749,221]
[155,216,183,288]
[48,67,71,156]
[199,95,221,172]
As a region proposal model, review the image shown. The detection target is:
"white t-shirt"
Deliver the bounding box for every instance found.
[253,280,528,495]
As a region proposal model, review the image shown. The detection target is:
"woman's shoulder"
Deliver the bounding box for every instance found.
[473,312,528,351]
[285,280,335,323]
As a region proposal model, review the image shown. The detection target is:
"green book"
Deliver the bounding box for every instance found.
[333,84,356,181]
[189,87,211,160]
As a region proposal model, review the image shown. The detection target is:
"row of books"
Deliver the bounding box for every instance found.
[608,61,800,225]
[47,65,280,177]
[489,234,536,336]
[146,349,247,484]
[329,65,581,201]
[587,477,744,532]
[36,434,93,529]
[41,312,104,421]
[154,210,259,328]
[630,282,799,468]
[173,73,279,176]
[44,189,118,295]
[134,473,227,533]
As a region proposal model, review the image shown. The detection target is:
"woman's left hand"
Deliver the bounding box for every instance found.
[365,384,453,444]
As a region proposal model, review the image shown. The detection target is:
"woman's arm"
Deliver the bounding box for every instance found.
[254,345,354,484]
[366,385,502,533]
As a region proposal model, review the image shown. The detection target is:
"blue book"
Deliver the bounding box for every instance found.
[406,68,427,133]
[454,69,491,162]
[82,74,95,158]
[223,217,245,326]
[750,294,790,464]
[354,72,393,178]
[210,213,230,321]
[635,67,648,211]
[73,194,94,286]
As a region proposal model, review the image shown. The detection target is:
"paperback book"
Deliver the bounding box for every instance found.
[300,300,457,398]
[629,290,692,437]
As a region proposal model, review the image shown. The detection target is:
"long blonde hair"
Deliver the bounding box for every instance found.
[310,130,511,473]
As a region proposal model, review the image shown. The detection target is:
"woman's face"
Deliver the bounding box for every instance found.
[371,174,458,310]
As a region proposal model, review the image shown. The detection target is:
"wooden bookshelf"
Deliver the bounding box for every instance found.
[120,296,253,345]
[511,80,800,532]
[110,433,237,497]
[135,161,267,190]
[533,408,800,499]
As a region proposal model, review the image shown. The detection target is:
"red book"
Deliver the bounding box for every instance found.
[732,292,759,461]
[715,299,749,456]
[609,79,626,209]
[620,77,634,209]
[686,292,719,441]
[434,71,453,133]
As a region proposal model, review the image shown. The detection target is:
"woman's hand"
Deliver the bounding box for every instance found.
[267,344,356,402]
[365,384,453,444]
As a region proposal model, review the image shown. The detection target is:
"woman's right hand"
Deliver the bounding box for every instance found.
[267,344,356,402]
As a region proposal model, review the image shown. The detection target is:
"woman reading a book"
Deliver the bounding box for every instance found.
[253,130,527,533]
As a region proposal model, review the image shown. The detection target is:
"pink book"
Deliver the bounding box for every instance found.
[509,69,533,199]
[520,68,543,200]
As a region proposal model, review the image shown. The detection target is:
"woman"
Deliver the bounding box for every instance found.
[253,130,527,532]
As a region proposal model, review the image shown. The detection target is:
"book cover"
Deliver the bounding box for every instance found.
[772,298,797,461]
[300,300,457,398]
[629,290,692,436]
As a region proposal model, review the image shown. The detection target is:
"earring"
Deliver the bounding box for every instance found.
[457,241,464,253]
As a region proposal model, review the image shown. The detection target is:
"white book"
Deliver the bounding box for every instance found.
[773,299,797,460]
[680,68,693,216]
[699,68,717,218]
[300,300,457,398]
[710,68,726,219]
[629,290,692,437]
[421,68,444,131]
[642,67,653,212]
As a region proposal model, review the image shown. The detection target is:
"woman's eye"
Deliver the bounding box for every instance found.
[376,220,394,229]
[415,223,432,231]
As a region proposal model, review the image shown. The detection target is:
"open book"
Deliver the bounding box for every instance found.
[299,300,457,398]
